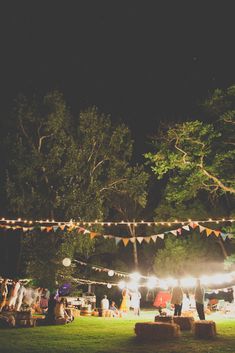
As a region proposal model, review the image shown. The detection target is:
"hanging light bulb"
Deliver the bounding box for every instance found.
[62,258,72,267]
[108,270,114,277]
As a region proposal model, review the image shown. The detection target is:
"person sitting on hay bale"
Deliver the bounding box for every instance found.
[109,301,120,318]
[54,298,73,325]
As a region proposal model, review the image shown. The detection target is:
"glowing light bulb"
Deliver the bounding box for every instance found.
[62,258,72,267]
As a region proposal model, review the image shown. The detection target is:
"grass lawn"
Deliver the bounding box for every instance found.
[0,312,235,353]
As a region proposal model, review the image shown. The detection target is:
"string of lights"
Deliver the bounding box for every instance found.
[0,217,235,227]
[62,259,235,290]
[70,271,235,290]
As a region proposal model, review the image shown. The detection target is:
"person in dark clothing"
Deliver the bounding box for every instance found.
[195,279,205,320]
[45,293,57,323]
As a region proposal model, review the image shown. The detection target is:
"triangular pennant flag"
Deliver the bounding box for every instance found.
[157,233,165,239]
[144,237,151,243]
[77,227,85,234]
[40,226,46,231]
[220,233,227,241]
[213,230,221,237]
[89,232,97,239]
[23,227,29,232]
[46,227,52,232]
[177,228,182,235]
[170,230,178,236]
[53,226,58,232]
[122,238,129,246]
[206,228,213,237]
[199,225,205,233]
[190,222,198,229]
[115,237,122,245]
[129,237,136,243]
[182,225,190,231]
[60,225,66,230]
[137,237,144,244]
[151,235,158,242]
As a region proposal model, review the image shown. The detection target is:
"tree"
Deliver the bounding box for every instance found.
[5,93,144,223]
[145,85,235,206]
[3,91,150,278]
[153,231,224,278]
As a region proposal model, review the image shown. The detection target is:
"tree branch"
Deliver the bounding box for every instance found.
[99,179,127,193]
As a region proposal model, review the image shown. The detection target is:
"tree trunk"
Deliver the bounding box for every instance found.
[129,222,138,268]
[133,239,138,268]
[216,238,228,259]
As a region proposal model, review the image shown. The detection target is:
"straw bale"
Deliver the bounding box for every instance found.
[135,322,180,340]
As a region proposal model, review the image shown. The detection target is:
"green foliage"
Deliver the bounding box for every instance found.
[224,254,235,270]
[154,232,223,277]
[145,85,235,206]
[3,91,150,279]
[20,228,83,290]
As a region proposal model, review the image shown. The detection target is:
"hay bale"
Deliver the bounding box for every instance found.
[80,307,92,316]
[193,320,216,339]
[155,315,173,323]
[173,316,194,331]
[92,310,99,317]
[69,308,80,317]
[135,322,180,340]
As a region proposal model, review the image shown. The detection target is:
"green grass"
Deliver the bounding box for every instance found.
[0,312,235,353]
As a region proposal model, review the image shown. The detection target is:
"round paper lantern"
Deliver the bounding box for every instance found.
[62,258,72,267]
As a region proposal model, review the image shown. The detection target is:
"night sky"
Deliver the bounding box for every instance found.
[0,1,235,156]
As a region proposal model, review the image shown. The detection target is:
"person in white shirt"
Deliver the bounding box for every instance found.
[101,295,109,310]
[100,294,110,316]
[8,279,21,310]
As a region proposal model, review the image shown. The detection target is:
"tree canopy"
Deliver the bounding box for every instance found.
[145,86,235,208]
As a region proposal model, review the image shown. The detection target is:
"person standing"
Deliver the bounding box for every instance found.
[195,279,205,320]
[8,279,21,310]
[101,295,109,316]
[0,279,8,312]
[120,288,131,313]
[171,280,183,316]
[130,289,141,315]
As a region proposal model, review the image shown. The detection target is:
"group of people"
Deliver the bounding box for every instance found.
[169,279,205,320]
[0,278,50,314]
[101,288,141,317]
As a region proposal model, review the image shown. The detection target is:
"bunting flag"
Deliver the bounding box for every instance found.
[182,225,190,231]
[205,228,213,237]
[221,233,228,241]
[189,222,198,229]
[137,237,144,244]
[115,237,122,245]
[151,234,158,242]
[122,238,129,246]
[0,219,230,243]
[199,225,205,233]
[214,230,221,237]
[89,232,97,240]
[129,237,136,243]
[177,228,182,235]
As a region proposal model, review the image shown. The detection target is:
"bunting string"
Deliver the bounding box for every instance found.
[0,220,233,243]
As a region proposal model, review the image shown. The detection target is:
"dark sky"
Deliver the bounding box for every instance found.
[0,1,235,155]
